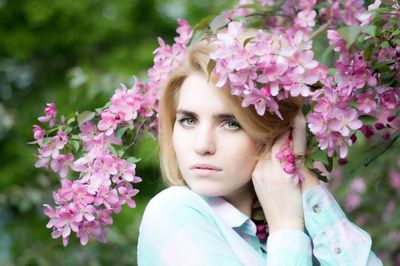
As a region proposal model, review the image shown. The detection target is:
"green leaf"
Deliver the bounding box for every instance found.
[209,14,229,33]
[326,156,334,172]
[116,126,129,139]
[77,111,96,126]
[337,26,361,49]
[243,37,254,47]
[69,140,80,152]
[373,61,391,72]
[363,42,375,60]
[305,156,314,169]
[126,157,142,164]
[320,46,333,66]
[67,117,76,125]
[349,100,357,108]
[380,40,389,48]
[193,15,214,31]
[359,115,378,125]
[310,149,329,165]
[207,59,216,78]
[362,25,376,37]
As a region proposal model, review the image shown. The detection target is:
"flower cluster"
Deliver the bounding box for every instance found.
[210,21,326,119]
[34,107,141,246]
[32,18,194,246]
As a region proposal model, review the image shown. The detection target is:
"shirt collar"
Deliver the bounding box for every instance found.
[200,195,251,229]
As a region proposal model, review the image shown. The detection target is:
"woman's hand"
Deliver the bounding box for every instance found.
[252,130,304,234]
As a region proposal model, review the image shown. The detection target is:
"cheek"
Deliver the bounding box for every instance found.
[223,136,259,177]
[172,126,187,162]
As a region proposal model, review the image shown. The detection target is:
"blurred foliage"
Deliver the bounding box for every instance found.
[0,0,398,265]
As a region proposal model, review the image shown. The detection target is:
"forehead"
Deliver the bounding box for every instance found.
[177,73,232,114]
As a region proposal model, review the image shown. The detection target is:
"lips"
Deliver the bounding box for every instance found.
[190,164,222,171]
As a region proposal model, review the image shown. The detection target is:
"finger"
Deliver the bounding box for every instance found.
[292,112,306,155]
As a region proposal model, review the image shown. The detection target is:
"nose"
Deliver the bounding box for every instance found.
[193,124,216,156]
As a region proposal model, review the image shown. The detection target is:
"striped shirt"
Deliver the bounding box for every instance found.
[137,182,383,265]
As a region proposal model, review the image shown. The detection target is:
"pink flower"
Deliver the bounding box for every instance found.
[327,30,346,53]
[71,182,95,205]
[109,85,141,122]
[294,9,317,28]
[359,0,381,26]
[329,108,362,136]
[357,92,377,114]
[69,202,96,222]
[342,0,365,26]
[174,18,193,45]
[54,210,80,239]
[50,153,74,178]
[242,85,282,119]
[33,124,45,144]
[216,21,244,47]
[38,103,57,127]
[117,183,139,208]
[98,109,120,136]
[390,170,400,190]
[290,50,319,74]
[77,220,102,245]
[307,112,328,135]
[345,177,365,211]
[380,90,399,110]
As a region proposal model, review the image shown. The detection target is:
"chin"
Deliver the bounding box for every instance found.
[186,179,226,197]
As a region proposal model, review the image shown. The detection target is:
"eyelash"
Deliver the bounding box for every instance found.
[177,117,241,130]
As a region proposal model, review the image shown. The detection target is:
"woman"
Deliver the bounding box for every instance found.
[137,40,383,265]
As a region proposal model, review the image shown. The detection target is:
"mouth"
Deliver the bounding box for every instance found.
[190,164,222,177]
[191,168,221,177]
[190,164,222,171]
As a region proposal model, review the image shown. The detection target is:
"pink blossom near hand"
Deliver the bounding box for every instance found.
[38,103,57,127]
[275,133,305,184]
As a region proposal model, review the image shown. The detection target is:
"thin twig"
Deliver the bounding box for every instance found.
[364,133,400,167]
[310,22,330,40]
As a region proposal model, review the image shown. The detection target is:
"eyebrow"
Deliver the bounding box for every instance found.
[176,109,236,120]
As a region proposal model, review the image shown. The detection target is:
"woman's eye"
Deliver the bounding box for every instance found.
[224,120,240,129]
[178,118,196,127]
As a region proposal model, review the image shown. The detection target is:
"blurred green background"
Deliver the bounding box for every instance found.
[0,0,399,265]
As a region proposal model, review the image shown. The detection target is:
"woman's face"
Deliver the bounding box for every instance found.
[172,72,260,199]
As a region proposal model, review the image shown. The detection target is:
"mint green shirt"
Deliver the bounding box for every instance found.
[137,183,382,265]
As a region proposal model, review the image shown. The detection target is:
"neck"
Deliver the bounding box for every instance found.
[222,182,255,217]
